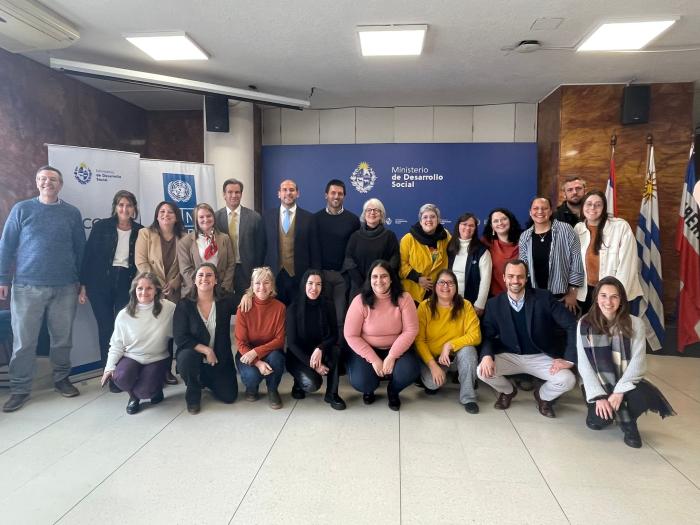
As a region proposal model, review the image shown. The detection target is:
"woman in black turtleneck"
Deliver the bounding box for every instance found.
[399,203,451,303]
[342,198,399,297]
[286,269,346,410]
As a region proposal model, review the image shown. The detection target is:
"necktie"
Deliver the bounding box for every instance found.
[228,211,239,262]
[282,209,291,234]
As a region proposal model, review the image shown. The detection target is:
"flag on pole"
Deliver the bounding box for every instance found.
[675,144,700,350]
[605,135,618,217]
[635,139,665,350]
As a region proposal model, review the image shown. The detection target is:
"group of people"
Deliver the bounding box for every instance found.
[0,167,675,448]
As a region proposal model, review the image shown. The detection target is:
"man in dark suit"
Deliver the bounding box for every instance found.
[477,259,577,418]
[263,179,320,305]
[215,178,265,306]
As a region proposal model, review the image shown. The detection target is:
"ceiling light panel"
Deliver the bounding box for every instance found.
[357,25,427,56]
[125,32,208,60]
[577,19,677,51]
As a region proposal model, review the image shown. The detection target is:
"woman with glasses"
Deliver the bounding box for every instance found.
[235,266,286,409]
[400,203,451,303]
[574,191,642,314]
[286,269,346,410]
[343,198,399,297]
[415,269,482,413]
[101,272,175,415]
[481,208,522,297]
[177,203,235,298]
[577,276,674,448]
[344,260,420,411]
[173,263,238,414]
[446,212,491,316]
[80,190,143,377]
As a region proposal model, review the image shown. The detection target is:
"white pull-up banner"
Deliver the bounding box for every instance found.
[46,145,141,374]
[139,159,217,232]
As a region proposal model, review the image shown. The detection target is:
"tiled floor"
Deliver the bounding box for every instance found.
[1,354,698,525]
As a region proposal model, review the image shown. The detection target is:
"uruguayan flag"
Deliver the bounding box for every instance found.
[636,144,664,350]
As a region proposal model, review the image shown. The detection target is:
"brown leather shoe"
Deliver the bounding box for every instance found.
[493,386,517,409]
[534,387,556,418]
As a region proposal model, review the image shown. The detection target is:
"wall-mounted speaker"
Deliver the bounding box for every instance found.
[621,85,650,125]
[205,95,230,132]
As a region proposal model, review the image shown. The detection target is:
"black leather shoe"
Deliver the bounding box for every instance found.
[54,378,80,398]
[534,387,556,418]
[150,390,164,405]
[363,392,376,405]
[165,372,179,385]
[424,386,438,396]
[291,384,306,399]
[108,380,122,393]
[187,404,201,415]
[126,396,140,415]
[2,393,29,413]
[324,393,347,411]
[464,402,480,414]
[621,422,643,448]
[494,387,517,410]
[586,417,604,430]
[387,392,401,411]
[268,390,283,410]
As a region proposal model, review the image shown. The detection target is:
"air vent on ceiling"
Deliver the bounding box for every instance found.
[0,0,79,53]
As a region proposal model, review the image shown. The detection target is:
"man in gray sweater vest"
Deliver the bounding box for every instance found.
[0,166,86,412]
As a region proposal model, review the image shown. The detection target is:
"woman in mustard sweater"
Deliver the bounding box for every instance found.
[400,203,451,303]
[415,269,482,413]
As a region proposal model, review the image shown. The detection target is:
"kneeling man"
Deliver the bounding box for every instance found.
[477,259,577,418]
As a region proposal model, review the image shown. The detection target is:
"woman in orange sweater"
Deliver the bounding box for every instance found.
[235,266,286,409]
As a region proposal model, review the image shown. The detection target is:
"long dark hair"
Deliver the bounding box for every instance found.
[110,190,139,221]
[447,212,485,259]
[581,190,609,255]
[361,259,404,308]
[482,207,522,244]
[582,276,633,338]
[295,269,333,342]
[150,201,185,238]
[427,269,465,321]
[126,272,163,318]
[188,262,225,301]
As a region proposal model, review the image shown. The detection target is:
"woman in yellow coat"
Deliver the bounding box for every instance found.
[400,203,451,303]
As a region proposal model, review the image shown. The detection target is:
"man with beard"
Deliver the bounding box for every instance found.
[313,179,359,340]
[477,259,577,418]
[553,176,586,228]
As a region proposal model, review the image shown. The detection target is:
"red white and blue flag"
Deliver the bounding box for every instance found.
[675,144,700,350]
[605,138,617,217]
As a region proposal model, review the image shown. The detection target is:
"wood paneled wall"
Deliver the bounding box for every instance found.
[538,83,695,315]
[146,111,204,163]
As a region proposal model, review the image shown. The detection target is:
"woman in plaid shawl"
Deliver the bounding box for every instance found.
[576,276,674,448]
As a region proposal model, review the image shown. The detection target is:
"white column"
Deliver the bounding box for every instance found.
[203,101,255,209]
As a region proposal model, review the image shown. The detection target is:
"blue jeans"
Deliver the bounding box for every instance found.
[347,347,420,395]
[9,283,78,394]
[236,349,285,393]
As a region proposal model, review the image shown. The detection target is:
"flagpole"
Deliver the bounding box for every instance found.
[607,134,617,217]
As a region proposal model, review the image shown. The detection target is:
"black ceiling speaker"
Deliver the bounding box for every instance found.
[621,85,650,125]
[205,95,230,132]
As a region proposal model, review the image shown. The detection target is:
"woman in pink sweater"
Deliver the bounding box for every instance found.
[344,259,420,411]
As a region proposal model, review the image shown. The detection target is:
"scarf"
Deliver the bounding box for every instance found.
[409,222,447,248]
[202,232,218,260]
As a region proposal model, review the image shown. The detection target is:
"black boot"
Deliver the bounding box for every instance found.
[621,421,642,448]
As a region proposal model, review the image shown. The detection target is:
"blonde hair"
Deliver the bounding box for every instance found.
[244,266,277,299]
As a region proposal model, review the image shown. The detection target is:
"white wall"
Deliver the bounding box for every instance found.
[203,101,256,209]
[262,103,537,145]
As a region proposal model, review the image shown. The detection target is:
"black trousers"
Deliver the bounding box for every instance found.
[286,345,341,396]
[275,269,299,306]
[176,347,238,405]
[88,266,131,366]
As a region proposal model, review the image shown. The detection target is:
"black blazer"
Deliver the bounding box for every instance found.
[263,206,320,277]
[173,296,236,365]
[215,206,266,282]
[80,216,143,292]
[480,288,577,363]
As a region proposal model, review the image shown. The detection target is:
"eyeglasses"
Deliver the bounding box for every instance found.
[436,280,456,287]
[365,208,381,214]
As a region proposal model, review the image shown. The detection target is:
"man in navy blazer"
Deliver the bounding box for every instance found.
[263,179,320,305]
[477,259,577,418]
[215,178,266,307]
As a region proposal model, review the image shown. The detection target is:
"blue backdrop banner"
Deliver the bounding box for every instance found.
[262,143,537,236]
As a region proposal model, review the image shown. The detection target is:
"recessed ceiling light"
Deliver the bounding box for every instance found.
[577,19,677,51]
[357,25,427,56]
[125,32,208,60]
